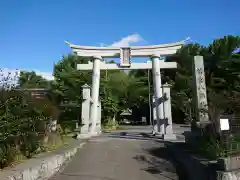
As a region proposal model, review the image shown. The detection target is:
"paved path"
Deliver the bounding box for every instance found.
[51,125,188,180]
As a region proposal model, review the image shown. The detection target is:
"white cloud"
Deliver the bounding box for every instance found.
[20,69,54,81]
[111,33,144,47]
[35,72,54,80]
[98,43,107,47]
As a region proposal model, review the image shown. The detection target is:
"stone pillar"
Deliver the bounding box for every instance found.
[78,83,91,138]
[162,83,177,140]
[152,95,157,133]
[89,56,102,136]
[193,56,209,125]
[96,99,102,134]
[151,54,164,135]
[152,90,163,134]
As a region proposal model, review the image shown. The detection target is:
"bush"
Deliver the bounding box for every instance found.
[0,88,60,168]
[0,144,17,168]
[103,118,119,131]
[198,135,226,159]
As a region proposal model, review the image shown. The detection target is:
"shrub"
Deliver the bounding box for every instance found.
[0,88,57,168]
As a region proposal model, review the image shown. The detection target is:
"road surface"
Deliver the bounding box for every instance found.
[51,125,189,180]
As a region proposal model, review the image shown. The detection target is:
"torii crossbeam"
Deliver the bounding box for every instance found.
[66,38,188,137]
[77,61,177,70]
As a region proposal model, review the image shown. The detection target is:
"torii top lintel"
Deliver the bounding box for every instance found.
[65,38,190,58]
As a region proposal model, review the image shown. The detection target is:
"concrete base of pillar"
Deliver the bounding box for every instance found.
[90,131,101,137]
[163,133,177,141]
[152,130,163,136]
[95,130,102,135]
[152,128,163,136]
[96,124,102,135]
[75,133,91,139]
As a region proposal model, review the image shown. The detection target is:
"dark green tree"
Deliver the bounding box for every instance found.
[18,71,50,89]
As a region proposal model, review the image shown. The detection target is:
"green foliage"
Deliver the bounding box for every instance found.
[102,117,119,131]
[52,54,150,125]
[0,144,19,168]
[53,55,92,125]
[198,135,226,159]
[48,35,240,127]
[18,71,50,89]
[192,132,240,159]
[0,91,43,167]
[162,35,240,124]
[0,70,64,168]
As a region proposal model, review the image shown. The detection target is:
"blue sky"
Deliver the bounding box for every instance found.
[1,0,239,79]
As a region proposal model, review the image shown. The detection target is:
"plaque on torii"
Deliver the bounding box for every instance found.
[120,47,131,67]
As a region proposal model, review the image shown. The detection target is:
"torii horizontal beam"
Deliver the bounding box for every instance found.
[65,38,189,58]
[77,61,177,70]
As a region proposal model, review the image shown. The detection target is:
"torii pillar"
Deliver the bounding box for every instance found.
[151,55,165,134]
[90,56,102,135]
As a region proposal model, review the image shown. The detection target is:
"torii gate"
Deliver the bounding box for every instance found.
[66,38,188,138]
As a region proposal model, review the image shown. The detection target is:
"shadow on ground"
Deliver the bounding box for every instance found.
[140,146,189,180]
[105,131,185,142]
[58,173,115,180]
[104,131,158,141]
[105,131,189,180]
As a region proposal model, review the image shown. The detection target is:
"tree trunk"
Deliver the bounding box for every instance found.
[208,103,222,136]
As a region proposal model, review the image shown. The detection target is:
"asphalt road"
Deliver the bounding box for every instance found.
[51,125,188,180]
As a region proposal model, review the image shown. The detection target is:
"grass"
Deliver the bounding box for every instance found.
[41,135,71,152]
[11,151,27,166]
[102,125,125,132]
[4,134,72,169]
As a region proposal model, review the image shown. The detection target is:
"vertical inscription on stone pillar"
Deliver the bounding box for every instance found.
[152,96,158,133]
[162,84,174,134]
[193,56,209,122]
[96,99,101,134]
[81,84,91,134]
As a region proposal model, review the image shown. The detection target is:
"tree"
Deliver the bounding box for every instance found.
[52,54,92,130]
[163,35,240,126]
[52,54,150,126]
[100,69,129,123]
[51,35,240,128]
[18,71,50,89]
[164,43,204,123]
[203,36,240,132]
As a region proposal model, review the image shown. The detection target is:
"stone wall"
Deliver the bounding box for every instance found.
[166,142,217,180]
[216,157,240,180]
[217,170,240,180]
[166,142,240,180]
[0,140,85,180]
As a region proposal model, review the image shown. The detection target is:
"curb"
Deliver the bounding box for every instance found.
[0,141,86,180]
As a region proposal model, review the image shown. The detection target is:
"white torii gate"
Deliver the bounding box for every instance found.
[66,38,188,137]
